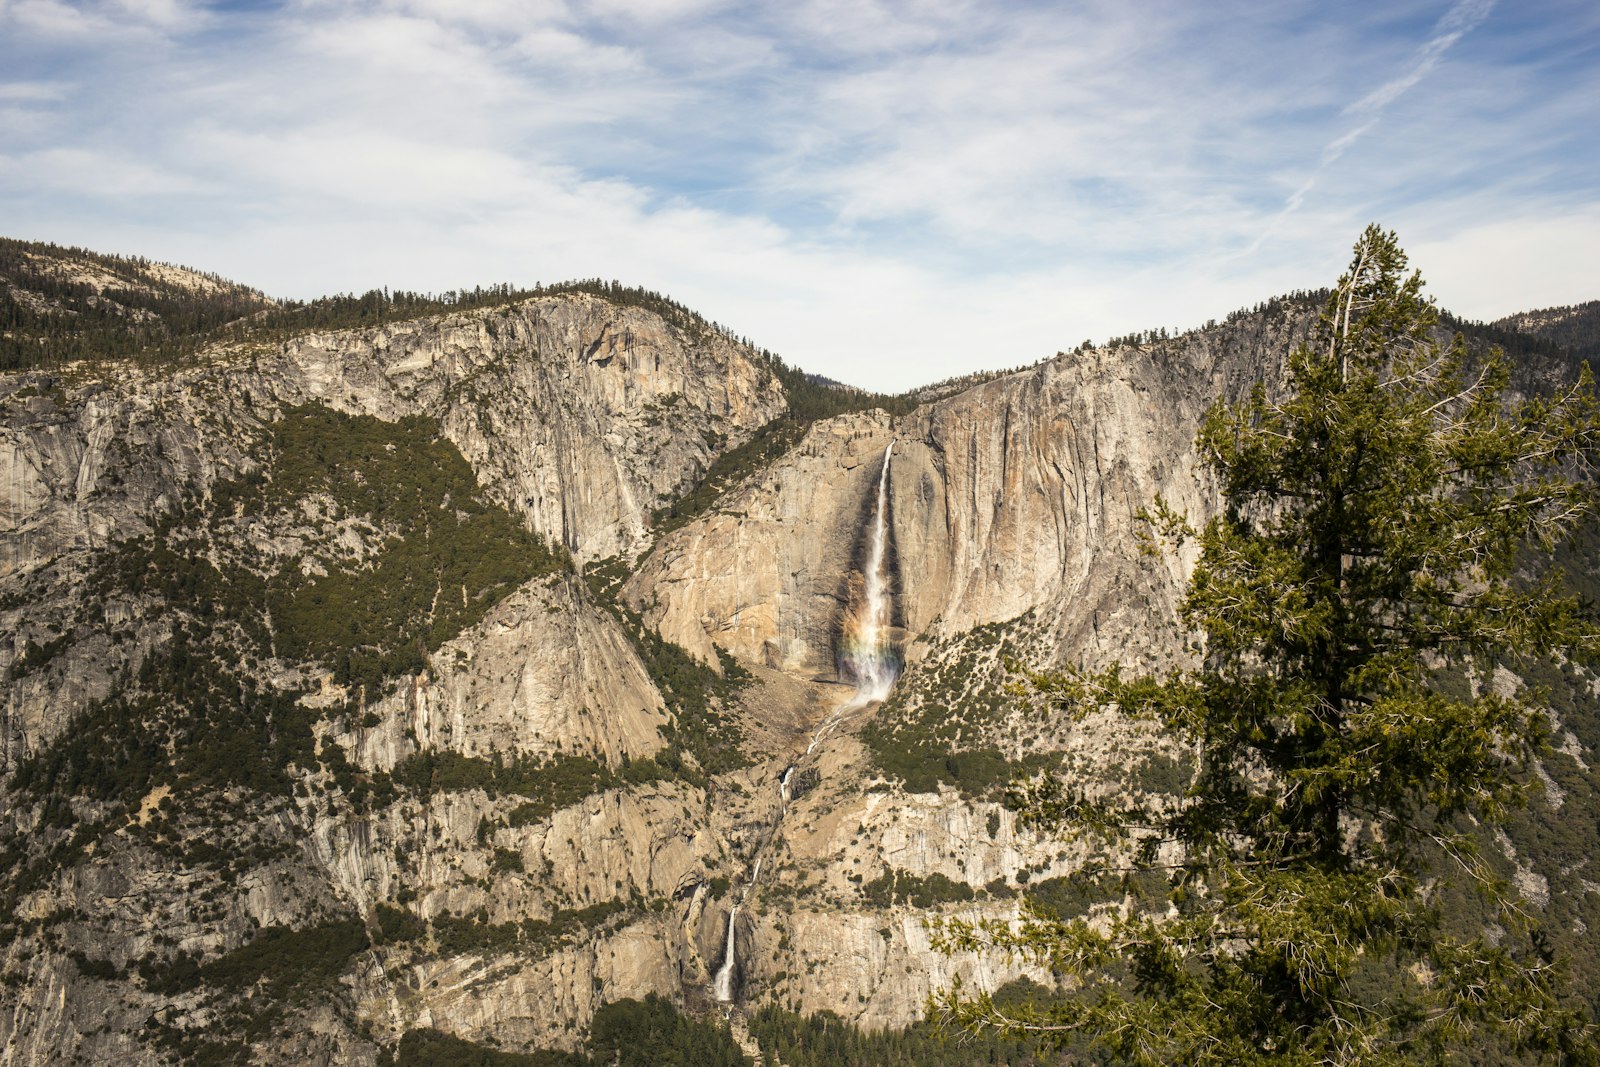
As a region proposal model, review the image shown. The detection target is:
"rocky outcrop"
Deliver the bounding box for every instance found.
[0,374,261,577]
[1,294,782,772]
[358,578,670,769]
[627,411,896,675]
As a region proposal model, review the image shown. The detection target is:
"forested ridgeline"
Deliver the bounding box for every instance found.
[0,237,272,369]
[1492,299,1600,362]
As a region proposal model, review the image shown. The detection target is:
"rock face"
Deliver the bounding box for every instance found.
[1,293,784,581]
[0,293,782,767]
[627,411,896,676]
[1,268,1593,1066]
[631,309,1314,677]
[0,289,795,1063]
[238,296,783,562]
[385,579,669,768]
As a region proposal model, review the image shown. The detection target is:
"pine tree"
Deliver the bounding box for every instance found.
[932,226,1600,1064]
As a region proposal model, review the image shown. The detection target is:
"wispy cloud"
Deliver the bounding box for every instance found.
[0,0,1595,390]
[0,80,70,101]
[1348,0,1495,116]
[1242,0,1499,256]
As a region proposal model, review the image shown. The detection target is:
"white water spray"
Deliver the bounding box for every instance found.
[837,442,900,703]
[712,905,739,1002]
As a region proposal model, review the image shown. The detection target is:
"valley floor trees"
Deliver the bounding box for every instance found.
[933,226,1600,1064]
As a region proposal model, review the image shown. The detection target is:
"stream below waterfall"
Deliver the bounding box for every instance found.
[712,442,899,1004]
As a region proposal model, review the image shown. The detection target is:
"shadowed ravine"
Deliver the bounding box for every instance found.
[712,442,900,1004]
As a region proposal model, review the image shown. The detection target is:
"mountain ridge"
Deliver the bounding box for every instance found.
[2,237,1598,1065]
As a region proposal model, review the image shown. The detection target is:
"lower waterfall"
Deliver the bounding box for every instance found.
[709,441,899,1005]
[712,904,739,1002]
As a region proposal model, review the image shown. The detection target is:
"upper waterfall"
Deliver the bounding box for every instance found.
[839,442,898,704]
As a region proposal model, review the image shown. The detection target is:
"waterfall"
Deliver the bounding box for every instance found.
[712,905,739,1002]
[796,442,900,764]
[839,443,899,704]
[709,442,898,1006]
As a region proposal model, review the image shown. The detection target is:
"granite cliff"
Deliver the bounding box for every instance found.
[1,242,1596,1065]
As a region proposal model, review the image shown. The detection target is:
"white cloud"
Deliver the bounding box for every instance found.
[381,0,572,30]
[586,0,733,25]
[1,0,1595,391]
[109,0,198,30]
[1411,205,1600,321]
[5,0,113,36]
[513,26,642,71]
[3,0,200,37]
[1344,0,1495,117]
[0,146,210,198]
[0,80,70,101]
[1266,0,1497,230]
[775,0,997,59]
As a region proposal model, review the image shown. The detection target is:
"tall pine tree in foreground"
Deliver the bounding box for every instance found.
[934,227,1600,1064]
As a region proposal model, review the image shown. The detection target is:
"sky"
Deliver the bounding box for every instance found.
[2,0,1597,391]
